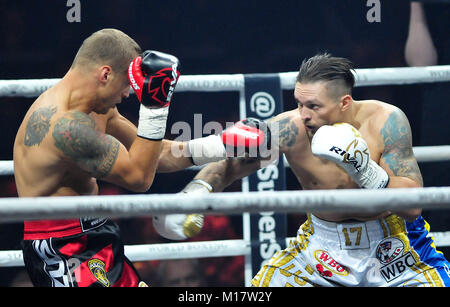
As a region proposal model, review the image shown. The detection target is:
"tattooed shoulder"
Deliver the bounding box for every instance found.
[52,111,120,178]
[268,113,299,150]
[380,107,423,185]
[24,106,57,146]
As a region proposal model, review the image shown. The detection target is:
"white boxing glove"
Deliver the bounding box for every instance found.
[311,123,389,189]
[152,179,212,240]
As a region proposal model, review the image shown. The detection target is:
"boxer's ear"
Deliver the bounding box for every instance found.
[98,65,112,83]
[340,94,352,112]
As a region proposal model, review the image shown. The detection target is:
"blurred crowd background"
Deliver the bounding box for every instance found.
[0,0,449,287]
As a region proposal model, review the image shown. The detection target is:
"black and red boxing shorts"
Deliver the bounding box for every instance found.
[22,220,143,287]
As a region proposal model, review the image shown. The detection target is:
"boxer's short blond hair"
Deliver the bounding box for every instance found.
[71,28,142,74]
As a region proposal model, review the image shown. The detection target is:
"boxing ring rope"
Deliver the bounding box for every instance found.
[0,187,449,267]
[1,65,450,277]
[1,65,450,96]
[1,145,449,176]
[0,187,450,222]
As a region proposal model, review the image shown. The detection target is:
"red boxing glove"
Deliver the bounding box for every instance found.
[221,118,270,157]
[187,118,271,166]
[128,50,181,108]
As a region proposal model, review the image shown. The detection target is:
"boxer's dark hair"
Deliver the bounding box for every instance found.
[296,53,355,98]
[71,28,142,74]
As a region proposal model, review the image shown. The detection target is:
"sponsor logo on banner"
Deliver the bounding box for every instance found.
[250,92,275,118]
[88,259,110,287]
[257,165,282,265]
[313,250,349,277]
[245,74,286,281]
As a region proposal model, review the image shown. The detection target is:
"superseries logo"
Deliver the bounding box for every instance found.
[375,237,417,283]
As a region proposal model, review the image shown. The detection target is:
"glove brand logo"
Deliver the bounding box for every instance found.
[329,145,362,172]
[147,66,180,105]
[128,62,140,91]
[250,92,275,118]
[166,63,179,103]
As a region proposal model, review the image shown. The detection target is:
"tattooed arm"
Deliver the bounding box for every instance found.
[192,111,300,192]
[379,107,423,221]
[53,111,162,192]
[105,107,196,172]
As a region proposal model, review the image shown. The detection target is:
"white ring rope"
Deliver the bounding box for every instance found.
[3,232,450,268]
[1,145,449,176]
[0,187,449,223]
[1,65,449,97]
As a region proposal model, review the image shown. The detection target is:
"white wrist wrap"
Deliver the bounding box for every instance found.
[353,159,390,189]
[187,134,227,165]
[137,105,169,140]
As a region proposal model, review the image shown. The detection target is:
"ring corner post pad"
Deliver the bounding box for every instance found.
[242,73,287,286]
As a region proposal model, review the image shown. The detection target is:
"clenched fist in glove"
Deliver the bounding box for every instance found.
[311,123,389,189]
[152,179,212,240]
[128,50,181,140]
[187,117,271,166]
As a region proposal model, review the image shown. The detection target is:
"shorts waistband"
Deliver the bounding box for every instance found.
[304,214,408,243]
[24,217,108,240]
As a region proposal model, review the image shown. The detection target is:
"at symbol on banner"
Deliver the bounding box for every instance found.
[250,92,275,118]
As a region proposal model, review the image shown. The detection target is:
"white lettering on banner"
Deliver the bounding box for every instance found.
[257,164,281,265]
[32,240,71,287]
[250,92,275,118]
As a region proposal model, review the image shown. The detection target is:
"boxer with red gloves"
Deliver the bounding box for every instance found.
[128,50,180,140]
[15,29,197,287]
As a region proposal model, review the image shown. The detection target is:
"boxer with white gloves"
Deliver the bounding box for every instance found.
[178,54,450,287]
[311,122,389,189]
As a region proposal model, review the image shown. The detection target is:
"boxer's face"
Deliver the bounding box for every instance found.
[95,68,130,114]
[294,81,342,138]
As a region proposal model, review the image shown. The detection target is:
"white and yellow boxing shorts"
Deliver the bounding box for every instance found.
[251,214,450,287]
